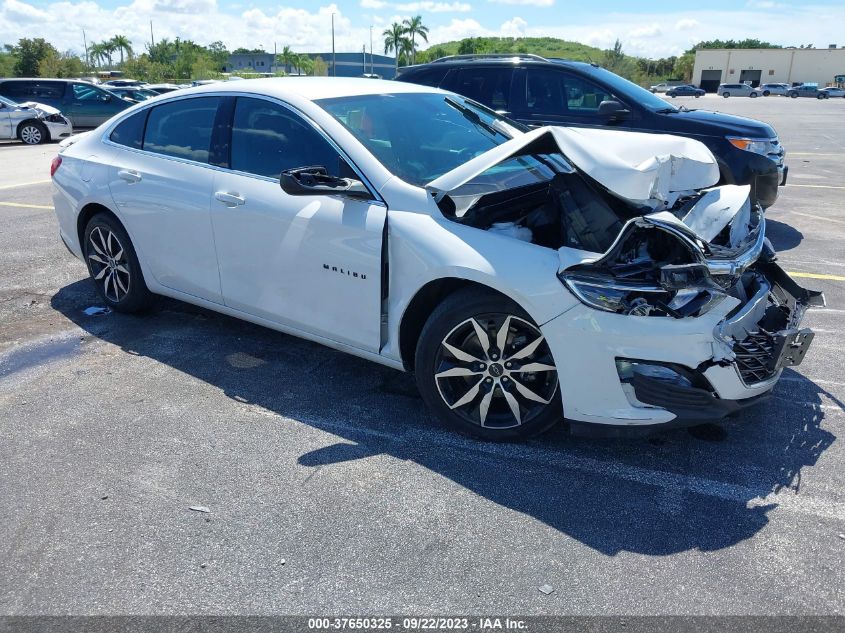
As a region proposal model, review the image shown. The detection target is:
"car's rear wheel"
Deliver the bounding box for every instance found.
[763,90,770,96]
[722,92,730,98]
[750,92,758,98]
[83,213,154,313]
[18,121,48,145]
[415,288,562,441]
[790,92,798,98]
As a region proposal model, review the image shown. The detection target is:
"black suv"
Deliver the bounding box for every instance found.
[397,54,786,208]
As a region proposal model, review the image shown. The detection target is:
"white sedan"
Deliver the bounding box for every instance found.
[51,78,823,439]
[0,95,72,144]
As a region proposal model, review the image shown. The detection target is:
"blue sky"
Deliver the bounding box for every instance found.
[3,0,844,59]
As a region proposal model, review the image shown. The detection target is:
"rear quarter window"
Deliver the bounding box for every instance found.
[109,110,148,150]
[398,66,451,88]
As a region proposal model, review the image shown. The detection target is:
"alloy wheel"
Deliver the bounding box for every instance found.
[433,314,558,430]
[87,226,130,302]
[20,125,42,145]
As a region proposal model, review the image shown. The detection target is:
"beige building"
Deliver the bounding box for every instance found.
[692,48,845,92]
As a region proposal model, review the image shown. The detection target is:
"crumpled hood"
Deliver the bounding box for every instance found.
[427,125,720,209]
[19,101,62,117]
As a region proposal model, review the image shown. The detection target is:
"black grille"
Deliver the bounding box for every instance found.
[733,330,779,384]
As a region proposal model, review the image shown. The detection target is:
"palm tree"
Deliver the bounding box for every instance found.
[402,15,429,65]
[109,35,133,65]
[88,42,107,68]
[280,45,297,74]
[98,40,116,68]
[383,22,406,74]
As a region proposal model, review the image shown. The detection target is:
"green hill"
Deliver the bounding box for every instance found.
[418,37,605,64]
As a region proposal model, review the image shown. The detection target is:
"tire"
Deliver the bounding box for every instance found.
[723,92,730,98]
[414,287,562,441]
[83,213,154,313]
[817,93,824,99]
[763,90,770,96]
[695,94,701,98]
[790,92,798,98]
[750,92,758,98]
[18,121,48,145]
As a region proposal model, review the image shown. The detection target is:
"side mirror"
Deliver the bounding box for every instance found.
[280,165,371,199]
[597,99,630,120]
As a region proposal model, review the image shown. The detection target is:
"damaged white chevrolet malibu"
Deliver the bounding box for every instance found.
[51,78,824,439]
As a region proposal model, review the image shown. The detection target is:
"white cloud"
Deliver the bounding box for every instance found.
[627,23,661,38]
[674,18,700,31]
[488,0,553,6]
[500,16,528,38]
[360,0,470,11]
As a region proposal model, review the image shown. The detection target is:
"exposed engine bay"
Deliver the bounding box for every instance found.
[426,125,824,385]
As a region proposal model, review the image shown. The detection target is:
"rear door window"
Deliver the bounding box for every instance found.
[142,97,220,163]
[524,68,613,119]
[451,68,514,112]
[230,97,340,179]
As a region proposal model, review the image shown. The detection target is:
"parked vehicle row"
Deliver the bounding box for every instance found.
[396,54,786,208]
[51,77,823,440]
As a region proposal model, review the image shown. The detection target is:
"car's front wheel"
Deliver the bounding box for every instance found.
[750,92,758,98]
[18,121,48,145]
[790,92,798,98]
[415,288,562,441]
[722,92,730,98]
[83,213,154,313]
[763,90,770,96]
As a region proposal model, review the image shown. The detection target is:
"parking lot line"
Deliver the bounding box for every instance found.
[0,179,50,190]
[789,211,845,226]
[786,271,845,281]
[787,183,845,190]
[0,202,54,210]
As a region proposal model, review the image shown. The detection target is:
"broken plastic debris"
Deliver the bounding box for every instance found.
[539,584,555,595]
[189,506,211,513]
[280,559,286,566]
[83,306,111,316]
[839,533,845,540]
[100,495,108,501]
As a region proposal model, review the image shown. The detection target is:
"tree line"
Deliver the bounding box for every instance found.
[0,31,788,85]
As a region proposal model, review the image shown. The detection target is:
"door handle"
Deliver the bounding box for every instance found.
[117,169,141,184]
[214,191,246,207]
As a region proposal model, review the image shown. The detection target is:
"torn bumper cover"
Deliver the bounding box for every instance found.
[427,123,824,427]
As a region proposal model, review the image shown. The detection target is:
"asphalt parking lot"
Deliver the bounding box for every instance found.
[0,94,843,616]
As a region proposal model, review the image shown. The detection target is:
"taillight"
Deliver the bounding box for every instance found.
[50,156,62,177]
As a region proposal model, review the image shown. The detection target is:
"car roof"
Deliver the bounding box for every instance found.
[403,57,597,72]
[184,77,444,101]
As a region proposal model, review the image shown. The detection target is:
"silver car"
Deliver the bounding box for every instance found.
[0,95,73,144]
[760,83,789,96]
[719,83,760,98]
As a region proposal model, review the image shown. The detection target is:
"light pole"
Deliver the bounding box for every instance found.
[331,13,336,77]
[370,26,374,75]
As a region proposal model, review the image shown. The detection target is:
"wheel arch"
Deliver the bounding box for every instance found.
[76,202,124,253]
[16,118,49,141]
[398,278,526,371]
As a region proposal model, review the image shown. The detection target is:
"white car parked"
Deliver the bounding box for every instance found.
[51,79,823,439]
[0,95,73,144]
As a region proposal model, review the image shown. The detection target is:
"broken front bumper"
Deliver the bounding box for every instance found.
[541,261,823,429]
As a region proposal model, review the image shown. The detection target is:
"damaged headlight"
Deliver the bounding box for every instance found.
[559,271,726,318]
[45,113,65,123]
[559,273,673,316]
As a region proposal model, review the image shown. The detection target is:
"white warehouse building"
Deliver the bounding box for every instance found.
[692,48,845,92]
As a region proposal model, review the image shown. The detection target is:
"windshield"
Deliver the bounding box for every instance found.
[316,92,524,186]
[581,65,679,113]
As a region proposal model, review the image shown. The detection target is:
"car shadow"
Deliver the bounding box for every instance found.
[765,218,803,252]
[52,279,838,557]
